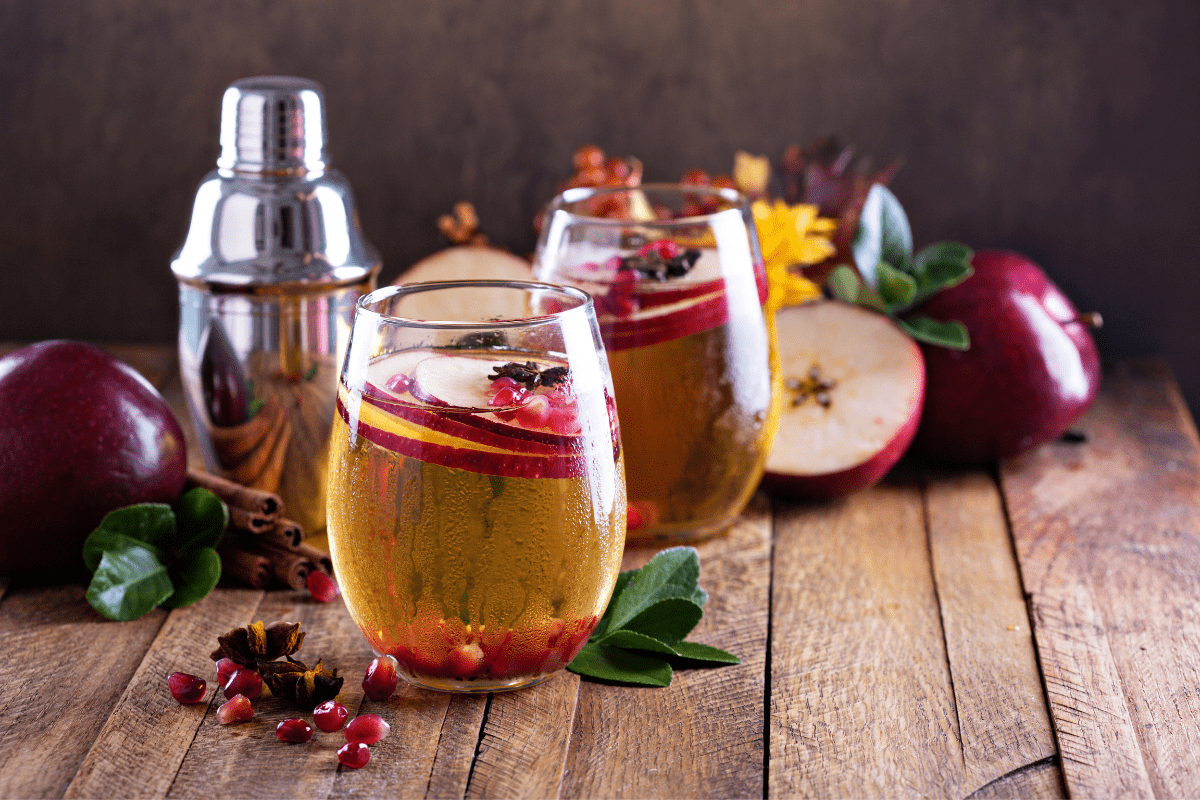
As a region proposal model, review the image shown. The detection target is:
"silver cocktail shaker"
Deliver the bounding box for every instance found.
[171,76,380,534]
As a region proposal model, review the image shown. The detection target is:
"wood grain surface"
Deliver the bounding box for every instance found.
[4,347,1200,798]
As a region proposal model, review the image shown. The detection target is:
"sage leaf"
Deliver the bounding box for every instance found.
[83,529,164,574]
[86,544,173,621]
[620,597,705,646]
[174,488,228,551]
[669,641,741,665]
[827,265,861,303]
[899,316,971,350]
[913,241,973,276]
[600,629,681,656]
[877,261,918,310]
[913,260,973,304]
[605,547,705,634]
[593,569,637,639]
[88,503,176,557]
[567,643,673,687]
[162,546,222,609]
[853,183,913,288]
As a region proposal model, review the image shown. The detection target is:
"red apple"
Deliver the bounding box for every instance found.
[0,341,188,576]
[907,250,1101,465]
[762,301,925,499]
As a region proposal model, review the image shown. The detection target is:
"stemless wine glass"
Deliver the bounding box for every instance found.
[327,281,627,692]
[534,184,776,541]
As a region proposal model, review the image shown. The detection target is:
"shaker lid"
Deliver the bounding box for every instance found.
[217,76,328,174]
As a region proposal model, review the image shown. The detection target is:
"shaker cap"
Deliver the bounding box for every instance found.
[217,76,328,174]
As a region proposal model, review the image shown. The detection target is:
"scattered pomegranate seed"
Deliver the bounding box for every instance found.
[223,667,263,700]
[313,699,350,732]
[307,570,340,603]
[345,714,390,745]
[627,504,645,531]
[514,394,551,428]
[167,672,206,704]
[276,718,314,743]
[639,239,680,260]
[384,373,411,394]
[215,658,239,687]
[216,694,253,725]
[337,741,371,769]
[448,643,485,679]
[362,656,399,701]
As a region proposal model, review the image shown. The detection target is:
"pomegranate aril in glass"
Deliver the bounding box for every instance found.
[167,672,207,704]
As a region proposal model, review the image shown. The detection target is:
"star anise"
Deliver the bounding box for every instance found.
[259,656,344,709]
[210,620,305,666]
[489,361,570,390]
[619,249,701,282]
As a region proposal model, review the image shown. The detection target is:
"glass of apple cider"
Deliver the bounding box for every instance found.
[534,184,776,541]
[327,280,626,692]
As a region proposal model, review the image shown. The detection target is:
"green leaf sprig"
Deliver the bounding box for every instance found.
[567,547,739,687]
[830,183,974,350]
[83,488,228,621]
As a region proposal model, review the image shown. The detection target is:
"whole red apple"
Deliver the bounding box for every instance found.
[0,341,188,576]
[907,250,1101,465]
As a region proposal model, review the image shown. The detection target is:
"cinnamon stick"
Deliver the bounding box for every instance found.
[186,468,282,520]
[216,543,271,589]
[259,518,305,549]
[224,537,314,591]
[229,505,275,535]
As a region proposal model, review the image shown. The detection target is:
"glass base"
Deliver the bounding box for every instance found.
[399,671,553,694]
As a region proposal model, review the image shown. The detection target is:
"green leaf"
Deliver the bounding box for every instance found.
[827,265,861,303]
[853,184,913,288]
[567,643,673,687]
[173,488,228,551]
[86,503,176,560]
[669,641,741,665]
[912,242,973,276]
[83,529,164,574]
[85,543,174,621]
[876,261,918,310]
[162,546,222,609]
[600,629,681,656]
[913,261,973,302]
[899,316,971,350]
[605,547,704,634]
[593,569,637,639]
[620,597,705,646]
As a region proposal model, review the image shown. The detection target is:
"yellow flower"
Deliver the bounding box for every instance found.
[752,200,836,310]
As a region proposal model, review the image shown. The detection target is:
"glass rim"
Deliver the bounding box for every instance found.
[356,279,594,330]
[548,182,748,225]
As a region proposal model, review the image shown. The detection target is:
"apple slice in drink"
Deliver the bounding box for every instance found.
[762,301,925,500]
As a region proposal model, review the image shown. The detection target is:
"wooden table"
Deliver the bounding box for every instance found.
[1,344,1198,799]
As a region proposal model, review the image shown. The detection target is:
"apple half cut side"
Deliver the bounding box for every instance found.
[762,300,925,500]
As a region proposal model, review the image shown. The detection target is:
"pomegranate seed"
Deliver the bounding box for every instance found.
[627,504,645,531]
[337,741,371,769]
[215,658,239,687]
[313,700,350,732]
[307,570,340,603]
[345,714,390,745]
[639,239,680,260]
[606,157,631,180]
[603,255,623,273]
[223,667,263,700]
[448,643,485,678]
[167,672,206,704]
[572,145,605,171]
[515,394,551,429]
[276,718,314,743]
[487,376,521,395]
[362,656,399,701]
[216,694,253,725]
[384,373,411,394]
[488,385,525,408]
[680,168,711,187]
[547,404,581,435]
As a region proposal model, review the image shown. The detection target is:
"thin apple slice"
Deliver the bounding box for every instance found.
[762,300,925,500]
[411,354,508,410]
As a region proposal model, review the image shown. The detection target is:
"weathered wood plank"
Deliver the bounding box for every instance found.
[562,494,771,799]
[63,589,264,799]
[923,469,1058,793]
[424,695,488,799]
[165,591,375,799]
[0,586,167,799]
[966,759,1067,799]
[1002,358,1200,797]
[466,671,581,799]
[769,475,962,798]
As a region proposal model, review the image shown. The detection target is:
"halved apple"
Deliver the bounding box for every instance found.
[762,300,925,500]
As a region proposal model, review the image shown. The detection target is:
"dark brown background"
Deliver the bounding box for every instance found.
[2,1,1197,414]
